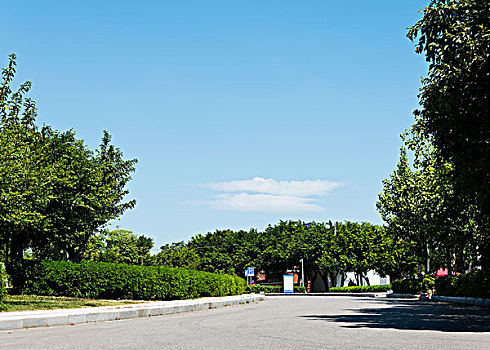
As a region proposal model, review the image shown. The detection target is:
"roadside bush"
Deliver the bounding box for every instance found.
[12,260,246,300]
[435,271,490,299]
[421,276,435,292]
[391,279,422,294]
[0,263,8,310]
[246,285,306,293]
[328,285,391,293]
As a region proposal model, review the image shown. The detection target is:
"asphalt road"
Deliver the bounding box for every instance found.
[1,296,489,350]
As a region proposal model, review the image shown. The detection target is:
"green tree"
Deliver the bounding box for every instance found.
[258,221,299,277]
[333,222,390,286]
[377,147,430,270]
[188,229,264,275]
[231,228,262,275]
[288,221,332,290]
[376,236,421,281]
[316,223,349,288]
[0,54,137,268]
[152,241,200,269]
[147,219,408,288]
[377,136,478,275]
[407,0,490,267]
[86,230,154,266]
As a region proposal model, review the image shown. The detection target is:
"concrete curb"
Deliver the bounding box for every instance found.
[431,295,490,308]
[386,293,490,307]
[386,293,419,299]
[0,294,263,331]
[265,292,387,298]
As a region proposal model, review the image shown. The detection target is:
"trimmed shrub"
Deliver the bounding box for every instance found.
[421,276,435,292]
[0,263,8,310]
[12,260,246,300]
[328,284,392,293]
[391,279,422,294]
[294,286,306,293]
[435,271,490,299]
[246,285,306,293]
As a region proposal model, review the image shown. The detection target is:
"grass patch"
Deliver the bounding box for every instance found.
[1,295,141,312]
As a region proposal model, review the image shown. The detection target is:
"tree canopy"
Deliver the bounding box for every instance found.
[378,0,489,272]
[85,230,154,266]
[408,0,490,211]
[151,220,417,290]
[0,54,137,269]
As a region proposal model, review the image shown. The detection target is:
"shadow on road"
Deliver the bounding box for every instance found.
[301,299,490,332]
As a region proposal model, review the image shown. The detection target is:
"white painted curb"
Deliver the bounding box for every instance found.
[0,294,263,331]
[266,292,388,298]
[386,293,419,299]
[431,295,490,307]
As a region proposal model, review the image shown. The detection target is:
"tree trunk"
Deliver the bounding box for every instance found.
[329,273,338,289]
[308,270,318,292]
[318,270,330,292]
[356,272,362,286]
[426,243,430,274]
[7,234,24,274]
[447,249,453,276]
[364,273,370,286]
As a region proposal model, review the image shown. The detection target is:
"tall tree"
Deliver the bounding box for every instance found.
[378,134,478,274]
[0,54,137,268]
[407,0,490,267]
[1,54,52,266]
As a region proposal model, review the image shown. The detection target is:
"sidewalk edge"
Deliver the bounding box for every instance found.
[0,294,263,331]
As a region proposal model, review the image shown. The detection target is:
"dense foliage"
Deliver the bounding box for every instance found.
[0,263,7,310]
[13,260,246,300]
[328,285,392,293]
[392,272,489,299]
[408,1,490,240]
[378,0,490,273]
[377,142,476,274]
[435,271,490,299]
[0,55,137,270]
[152,220,417,290]
[152,241,201,270]
[391,279,423,295]
[86,230,154,266]
[11,219,403,293]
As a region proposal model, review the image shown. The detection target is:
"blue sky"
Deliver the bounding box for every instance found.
[3,0,429,250]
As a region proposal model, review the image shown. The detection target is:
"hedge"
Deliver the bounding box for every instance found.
[246,285,306,293]
[0,263,7,310]
[391,279,423,294]
[328,284,392,293]
[12,260,247,300]
[435,271,489,299]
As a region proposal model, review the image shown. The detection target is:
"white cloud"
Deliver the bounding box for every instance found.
[201,177,341,197]
[207,193,325,213]
[194,177,343,213]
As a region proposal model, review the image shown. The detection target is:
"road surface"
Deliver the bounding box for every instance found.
[1,296,489,349]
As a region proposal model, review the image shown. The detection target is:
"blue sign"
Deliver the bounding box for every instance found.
[245,267,254,277]
[283,275,294,294]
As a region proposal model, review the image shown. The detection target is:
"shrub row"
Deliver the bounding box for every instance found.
[328,284,392,293]
[435,271,489,299]
[12,260,247,300]
[391,279,423,294]
[0,263,8,310]
[246,285,306,293]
